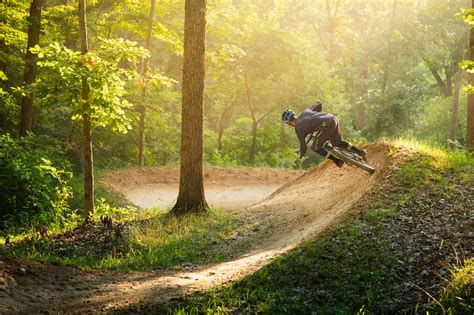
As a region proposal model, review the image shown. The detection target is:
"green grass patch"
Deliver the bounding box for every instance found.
[362,206,399,224]
[437,258,474,314]
[393,138,474,174]
[1,209,248,272]
[165,220,399,314]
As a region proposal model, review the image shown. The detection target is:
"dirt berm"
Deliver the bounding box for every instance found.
[0,143,393,313]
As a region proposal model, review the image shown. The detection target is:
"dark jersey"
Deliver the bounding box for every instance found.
[295,103,335,157]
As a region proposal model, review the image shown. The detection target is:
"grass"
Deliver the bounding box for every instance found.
[393,138,474,173]
[437,258,474,314]
[2,140,473,312]
[1,209,250,271]
[124,141,473,314]
[146,217,401,314]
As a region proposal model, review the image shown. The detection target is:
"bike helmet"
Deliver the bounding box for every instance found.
[282,109,296,123]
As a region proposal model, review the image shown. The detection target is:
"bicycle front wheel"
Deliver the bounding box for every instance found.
[330,147,376,174]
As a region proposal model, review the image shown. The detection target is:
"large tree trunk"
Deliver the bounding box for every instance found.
[445,66,453,97]
[137,0,156,167]
[468,0,474,152]
[78,0,94,220]
[19,0,43,137]
[217,126,224,153]
[172,0,208,214]
[354,102,368,131]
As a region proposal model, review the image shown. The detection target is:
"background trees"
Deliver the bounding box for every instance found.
[467,0,474,152]
[0,0,472,222]
[18,0,43,136]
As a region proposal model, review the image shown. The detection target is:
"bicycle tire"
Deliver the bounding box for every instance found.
[329,147,376,174]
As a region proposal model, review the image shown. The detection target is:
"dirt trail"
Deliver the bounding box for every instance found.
[0,143,392,314]
[101,166,299,210]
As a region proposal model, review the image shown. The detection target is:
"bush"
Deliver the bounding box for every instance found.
[0,134,73,233]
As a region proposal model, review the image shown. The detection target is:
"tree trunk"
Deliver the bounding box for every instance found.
[380,0,398,97]
[63,0,76,49]
[216,93,237,153]
[428,67,451,98]
[354,102,368,131]
[449,37,466,150]
[450,70,463,150]
[324,0,340,66]
[78,0,94,220]
[244,75,257,165]
[19,0,43,137]
[172,0,208,215]
[468,1,474,152]
[0,60,7,131]
[354,62,369,130]
[138,0,156,167]
[445,67,453,97]
[249,120,257,165]
[217,125,224,153]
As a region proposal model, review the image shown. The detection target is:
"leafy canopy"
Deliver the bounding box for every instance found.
[34,38,148,133]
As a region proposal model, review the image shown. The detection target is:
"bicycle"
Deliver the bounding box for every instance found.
[306,132,376,174]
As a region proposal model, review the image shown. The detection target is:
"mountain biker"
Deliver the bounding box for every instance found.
[282,102,366,168]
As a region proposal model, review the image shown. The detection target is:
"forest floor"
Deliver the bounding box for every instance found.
[1,142,472,313]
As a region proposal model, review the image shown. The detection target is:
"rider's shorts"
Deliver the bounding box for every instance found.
[311,117,342,151]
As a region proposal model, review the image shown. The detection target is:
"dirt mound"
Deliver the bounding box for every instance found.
[0,143,395,313]
[247,142,392,248]
[101,166,302,210]
[102,166,301,192]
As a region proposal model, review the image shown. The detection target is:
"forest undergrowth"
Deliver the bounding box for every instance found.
[125,142,474,314]
[1,141,472,313]
[0,207,262,272]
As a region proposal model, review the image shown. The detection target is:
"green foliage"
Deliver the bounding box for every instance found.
[0,0,28,132]
[2,0,468,169]
[0,134,73,233]
[460,60,474,93]
[460,8,474,25]
[34,38,148,133]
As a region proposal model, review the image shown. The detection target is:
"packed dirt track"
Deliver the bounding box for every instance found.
[1,143,393,313]
[101,166,302,210]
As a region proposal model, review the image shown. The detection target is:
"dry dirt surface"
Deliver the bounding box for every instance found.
[0,143,392,314]
[101,166,302,210]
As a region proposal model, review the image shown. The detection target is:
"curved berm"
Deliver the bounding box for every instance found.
[1,143,395,313]
[248,142,392,249]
